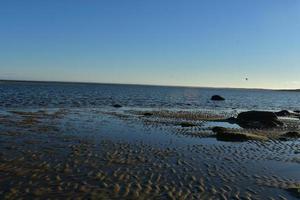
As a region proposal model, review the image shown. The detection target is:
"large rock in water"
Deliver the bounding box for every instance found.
[211,95,225,101]
[237,111,283,128]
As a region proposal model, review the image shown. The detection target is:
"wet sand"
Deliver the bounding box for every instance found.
[0,108,300,199]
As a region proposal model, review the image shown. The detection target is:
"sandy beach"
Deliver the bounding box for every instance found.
[1,104,299,199]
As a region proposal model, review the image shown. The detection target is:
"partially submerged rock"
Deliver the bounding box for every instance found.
[142,112,153,117]
[211,95,225,101]
[212,126,227,133]
[236,111,283,128]
[212,126,268,142]
[112,104,122,108]
[179,122,196,127]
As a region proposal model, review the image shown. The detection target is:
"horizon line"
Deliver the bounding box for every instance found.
[0,79,298,91]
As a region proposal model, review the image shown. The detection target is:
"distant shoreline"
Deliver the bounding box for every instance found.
[277,89,300,92]
[0,79,299,91]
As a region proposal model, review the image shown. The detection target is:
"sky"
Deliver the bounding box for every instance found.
[0,0,300,89]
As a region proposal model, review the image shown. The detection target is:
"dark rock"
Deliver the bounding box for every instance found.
[212,126,267,142]
[179,122,196,127]
[211,95,225,101]
[226,117,237,124]
[294,110,300,113]
[112,104,122,108]
[216,132,250,142]
[279,137,289,141]
[212,126,227,133]
[142,112,153,117]
[236,111,283,128]
[238,111,277,122]
[275,110,291,117]
[282,131,300,138]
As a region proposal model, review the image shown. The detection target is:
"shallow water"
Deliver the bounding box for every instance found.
[0,82,300,199]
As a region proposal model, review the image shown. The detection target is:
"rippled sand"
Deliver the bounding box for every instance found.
[0,108,299,199]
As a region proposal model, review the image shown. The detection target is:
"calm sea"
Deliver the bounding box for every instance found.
[0,81,300,111]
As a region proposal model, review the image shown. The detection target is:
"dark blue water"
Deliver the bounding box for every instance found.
[1,81,300,111]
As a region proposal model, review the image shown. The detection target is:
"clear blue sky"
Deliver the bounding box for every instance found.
[1,0,300,89]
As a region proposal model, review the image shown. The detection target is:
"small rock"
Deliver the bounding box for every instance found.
[142,112,153,117]
[279,137,289,141]
[211,95,225,101]
[212,126,227,133]
[179,122,196,127]
[282,131,300,138]
[112,104,122,108]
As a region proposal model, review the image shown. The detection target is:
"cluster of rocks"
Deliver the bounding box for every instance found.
[212,94,299,122]
[212,110,300,142]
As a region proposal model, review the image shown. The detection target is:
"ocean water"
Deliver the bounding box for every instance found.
[0,81,300,199]
[1,81,300,111]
